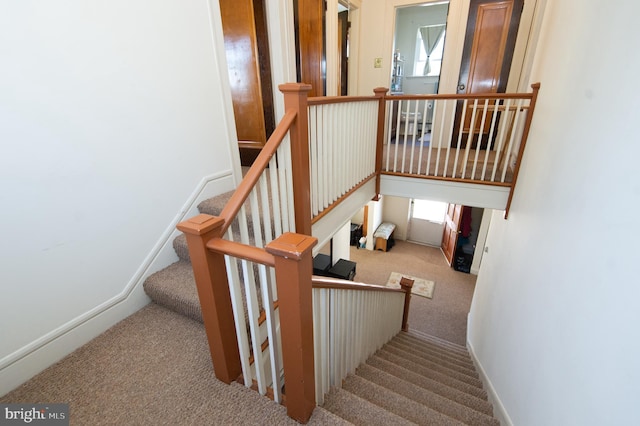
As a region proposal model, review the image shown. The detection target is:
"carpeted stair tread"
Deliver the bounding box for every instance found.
[365,356,494,416]
[308,406,355,425]
[387,339,479,377]
[144,258,264,330]
[391,336,477,367]
[342,374,465,426]
[375,350,488,400]
[355,364,498,425]
[322,387,416,426]
[395,334,476,366]
[197,190,235,217]
[405,330,469,355]
[173,233,190,262]
[143,260,202,323]
[382,344,483,387]
[400,332,470,358]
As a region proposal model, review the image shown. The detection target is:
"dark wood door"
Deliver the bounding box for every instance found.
[452,0,524,148]
[441,204,462,266]
[294,0,325,97]
[338,10,349,96]
[219,0,275,163]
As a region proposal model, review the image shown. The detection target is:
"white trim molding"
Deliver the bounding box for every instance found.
[467,335,514,426]
[0,171,236,396]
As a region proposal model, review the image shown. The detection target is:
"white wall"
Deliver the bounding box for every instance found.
[467,1,640,424]
[382,196,411,240]
[364,198,384,250]
[0,0,239,395]
[332,222,353,262]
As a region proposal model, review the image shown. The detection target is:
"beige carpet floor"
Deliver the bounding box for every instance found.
[0,304,347,425]
[349,240,477,346]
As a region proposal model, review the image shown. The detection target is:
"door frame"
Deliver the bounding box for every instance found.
[384,0,470,96]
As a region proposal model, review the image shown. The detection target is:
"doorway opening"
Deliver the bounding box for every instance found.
[408,199,486,274]
[407,199,448,247]
[391,2,450,96]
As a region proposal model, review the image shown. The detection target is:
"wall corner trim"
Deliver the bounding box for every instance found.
[467,339,515,426]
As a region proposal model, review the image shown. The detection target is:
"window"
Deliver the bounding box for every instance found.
[412,199,448,223]
[413,27,446,77]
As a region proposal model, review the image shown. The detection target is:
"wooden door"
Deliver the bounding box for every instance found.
[338,10,349,96]
[452,0,524,148]
[294,0,325,97]
[219,0,275,163]
[441,204,462,266]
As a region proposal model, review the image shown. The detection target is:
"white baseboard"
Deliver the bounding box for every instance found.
[0,170,236,397]
[467,339,514,426]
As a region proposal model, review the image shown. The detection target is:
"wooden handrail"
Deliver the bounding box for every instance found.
[310,173,377,224]
[312,276,404,293]
[385,91,535,101]
[218,109,297,236]
[207,239,276,267]
[307,94,381,106]
[307,89,534,107]
[504,82,542,218]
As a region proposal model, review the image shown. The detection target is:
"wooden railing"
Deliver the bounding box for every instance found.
[307,89,386,222]
[305,83,540,218]
[178,83,318,423]
[379,84,540,216]
[177,82,540,423]
[312,277,413,405]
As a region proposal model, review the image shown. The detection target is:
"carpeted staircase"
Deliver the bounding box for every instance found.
[143,192,500,425]
[322,330,499,425]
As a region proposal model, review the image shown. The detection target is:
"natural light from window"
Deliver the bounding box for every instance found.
[413,28,446,77]
[412,199,448,223]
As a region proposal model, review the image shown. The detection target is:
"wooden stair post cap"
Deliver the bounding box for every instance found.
[373,87,389,96]
[278,82,313,93]
[265,232,317,261]
[400,277,415,290]
[177,214,224,236]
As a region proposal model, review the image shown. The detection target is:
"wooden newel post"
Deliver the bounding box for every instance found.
[400,277,414,332]
[279,83,313,236]
[373,87,389,198]
[176,214,241,384]
[265,232,318,423]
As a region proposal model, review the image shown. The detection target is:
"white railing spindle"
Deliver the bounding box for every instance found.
[312,282,405,405]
